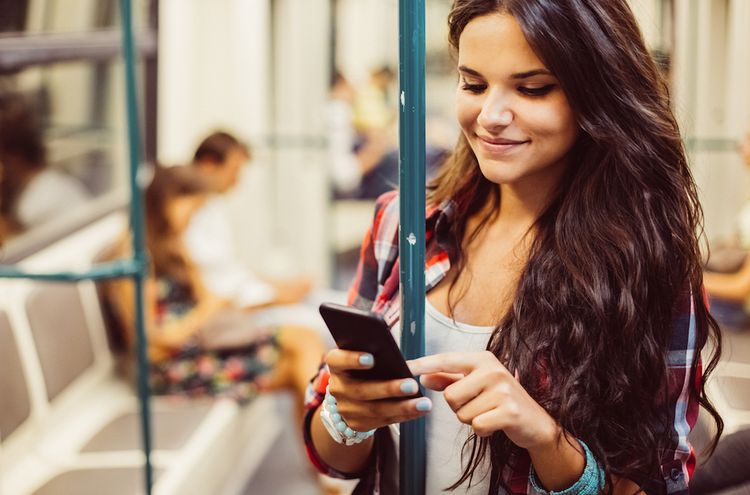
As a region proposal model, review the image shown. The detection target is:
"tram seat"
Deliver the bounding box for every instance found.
[0,212,282,495]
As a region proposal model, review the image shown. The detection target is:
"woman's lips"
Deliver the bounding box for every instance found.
[476,135,529,154]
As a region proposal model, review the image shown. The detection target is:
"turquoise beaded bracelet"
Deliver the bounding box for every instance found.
[528,439,605,495]
[319,386,375,446]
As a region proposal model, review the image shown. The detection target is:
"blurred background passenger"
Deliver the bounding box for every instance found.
[186,131,314,308]
[102,165,325,412]
[351,65,396,134]
[327,71,387,198]
[185,130,343,348]
[704,131,750,330]
[0,92,89,235]
[332,66,449,199]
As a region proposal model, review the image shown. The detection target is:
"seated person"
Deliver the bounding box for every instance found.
[704,131,750,329]
[186,131,313,309]
[185,131,344,345]
[0,92,89,235]
[102,165,326,409]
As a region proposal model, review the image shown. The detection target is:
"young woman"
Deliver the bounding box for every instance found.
[104,165,325,409]
[303,1,723,494]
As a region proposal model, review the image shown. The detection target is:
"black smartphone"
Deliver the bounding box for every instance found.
[319,302,422,396]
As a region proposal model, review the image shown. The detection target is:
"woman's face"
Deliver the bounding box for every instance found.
[456,13,578,189]
[166,194,206,233]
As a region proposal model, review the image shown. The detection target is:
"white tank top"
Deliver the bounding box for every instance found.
[423,299,505,494]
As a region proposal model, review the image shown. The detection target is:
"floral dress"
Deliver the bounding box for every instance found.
[149,278,279,403]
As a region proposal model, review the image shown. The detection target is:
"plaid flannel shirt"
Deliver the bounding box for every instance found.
[303,191,701,494]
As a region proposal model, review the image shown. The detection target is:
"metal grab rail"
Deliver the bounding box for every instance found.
[119,0,154,491]
[398,1,427,494]
[0,260,144,282]
[0,1,154,493]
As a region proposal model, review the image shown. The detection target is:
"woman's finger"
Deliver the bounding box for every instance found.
[337,397,433,431]
[454,392,499,427]
[408,351,497,376]
[325,348,374,373]
[419,372,463,391]
[468,407,511,438]
[443,366,508,411]
[331,374,420,401]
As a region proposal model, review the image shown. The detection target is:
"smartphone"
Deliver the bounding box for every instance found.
[319,302,422,396]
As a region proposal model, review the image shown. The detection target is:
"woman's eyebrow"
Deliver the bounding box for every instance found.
[458,66,553,80]
[457,65,484,78]
[511,69,552,79]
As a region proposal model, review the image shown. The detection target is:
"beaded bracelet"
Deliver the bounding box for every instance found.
[528,439,605,495]
[319,385,376,446]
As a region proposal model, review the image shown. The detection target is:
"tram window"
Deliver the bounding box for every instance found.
[0,0,152,258]
[0,61,136,242]
[1,0,150,35]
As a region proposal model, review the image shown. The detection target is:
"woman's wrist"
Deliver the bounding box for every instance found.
[527,424,586,492]
[529,438,604,495]
[310,403,375,475]
[526,416,562,452]
[319,386,376,446]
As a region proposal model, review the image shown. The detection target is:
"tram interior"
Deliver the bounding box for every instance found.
[0,1,749,494]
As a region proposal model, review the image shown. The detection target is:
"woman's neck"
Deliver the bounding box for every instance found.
[495,162,567,228]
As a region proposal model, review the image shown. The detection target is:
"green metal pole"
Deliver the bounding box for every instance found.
[118,0,154,492]
[0,260,143,282]
[398,1,426,494]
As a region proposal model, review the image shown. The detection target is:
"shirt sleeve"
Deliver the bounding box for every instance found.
[658,287,703,495]
[347,191,399,310]
[302,196,386,479]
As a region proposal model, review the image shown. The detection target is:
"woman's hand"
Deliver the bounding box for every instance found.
[325,349,433,431]
[408,351,558,450]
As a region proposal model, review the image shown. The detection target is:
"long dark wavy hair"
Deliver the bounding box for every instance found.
[144,165,210,294]
[429,1,723,493]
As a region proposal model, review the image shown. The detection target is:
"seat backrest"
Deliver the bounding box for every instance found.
[25,282,95,402]
[0,310,31,441]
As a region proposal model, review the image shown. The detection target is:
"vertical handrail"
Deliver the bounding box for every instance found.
[119,0,154,492]
[398,1,427,494]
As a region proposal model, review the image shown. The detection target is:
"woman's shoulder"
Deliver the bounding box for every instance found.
[370,190,445,233]
[374,190,399,214]
[370,191,400,242]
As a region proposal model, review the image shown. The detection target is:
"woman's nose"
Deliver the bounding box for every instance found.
[477,93,514,131]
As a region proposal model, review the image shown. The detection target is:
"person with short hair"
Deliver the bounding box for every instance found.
[184,131,313,310]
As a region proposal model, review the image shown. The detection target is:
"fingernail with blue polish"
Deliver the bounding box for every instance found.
[359,354,374,366]
[416,398,432,412]
[400,380,418,394]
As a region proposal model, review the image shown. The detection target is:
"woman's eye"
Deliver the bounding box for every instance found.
[461,83,486,94]
[518,84,555,97]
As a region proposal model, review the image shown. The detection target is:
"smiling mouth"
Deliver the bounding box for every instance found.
[477,135,528,145]
[476,135,529,153]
